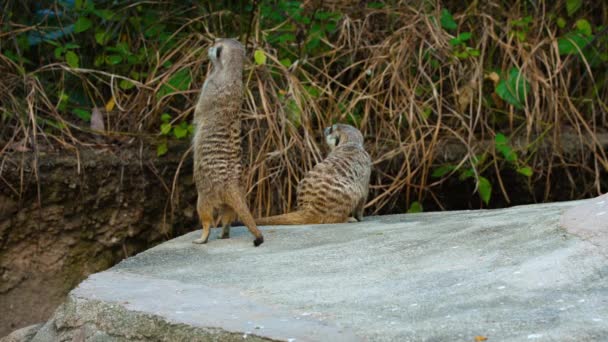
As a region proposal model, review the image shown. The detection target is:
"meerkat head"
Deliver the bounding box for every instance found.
[324,123,364,150]
[207,38,246,71]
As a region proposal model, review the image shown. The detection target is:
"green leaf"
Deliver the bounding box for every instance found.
[157,142,168,157]
[459,168,475,180]
[119,79,135,90]
[157,68,192,100]
[478,176,492,205]
[280,58,292,67]
[367,2,384,9]
[277,33,296,43]
[422,107,432,119]
[173,123,188,139]
[468,48,480,57]
[65,51,79,68]
[54,47,64,59]
[495,133,508,145]
[95,31,111,45]
[575,19,592,36]
[160,113,172,122]
[511,16,532,27]
[407,201,423,213]
[286,98,301,127]
[432,165,456,178]
[254,49,267,65]
[304,85,320,98]
[105,55,123,65]
[72,108,91,121]
[440,9,457,31]
[517,166,533,177]
[557,17,567,29]
[74,17,93,33]
[495,68,530,109]
[458,32,472,41]
[93,9,116,20]
[558,32,593,55]
[495,134,517,162]
[449,37,462,46]
[160,122,172,135]
[566,0,582,17]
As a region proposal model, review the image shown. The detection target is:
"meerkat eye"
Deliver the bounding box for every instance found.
[334,136,340,146]
[216,46,223,59]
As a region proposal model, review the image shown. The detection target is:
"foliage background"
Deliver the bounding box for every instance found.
[1,0,607,216]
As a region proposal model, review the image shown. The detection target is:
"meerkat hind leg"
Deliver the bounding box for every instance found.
[219,206,236,239]
[193,200,213,244]
[225,187,264,246]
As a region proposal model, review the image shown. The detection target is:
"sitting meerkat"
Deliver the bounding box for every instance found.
[192,38,264,246]
[256,124,372,225]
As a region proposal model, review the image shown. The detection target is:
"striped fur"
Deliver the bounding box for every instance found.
[256,124,371,225]
[192,38,263,246]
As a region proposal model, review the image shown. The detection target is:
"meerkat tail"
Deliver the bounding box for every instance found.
[255,210,317,225]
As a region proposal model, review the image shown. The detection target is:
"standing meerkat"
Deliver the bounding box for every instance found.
[192,38,264,246]
[256,124,372,225]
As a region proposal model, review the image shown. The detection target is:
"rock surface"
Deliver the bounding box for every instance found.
[28,199,608,341]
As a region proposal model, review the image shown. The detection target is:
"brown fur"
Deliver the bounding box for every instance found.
[192,38,263,246]
[256,124,371,225]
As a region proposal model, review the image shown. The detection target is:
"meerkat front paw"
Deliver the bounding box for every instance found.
[192,238,208,244]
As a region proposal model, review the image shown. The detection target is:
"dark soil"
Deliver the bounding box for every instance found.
[0,143,197,336]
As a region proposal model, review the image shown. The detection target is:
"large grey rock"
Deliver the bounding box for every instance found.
[31,200,608,341]
[0,324,42,342]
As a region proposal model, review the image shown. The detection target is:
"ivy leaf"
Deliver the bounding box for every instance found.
[517,166,533,177]
[65,51,79,68]
[432,165,456,178]
[459,168,475,180]
[495,68,530,109]
[173,123,188,139]
[93,9,116,21]
[74,17,93,33]
[157,68,192,100]
[566,0,582,17]
[54,47,64,59]
[407,201,423,213]
[458,32,472,41]
[160,113,172,122]
[440,9,457,31]
[254,49,267,65]
[495,133,517,162]
[95,31,111,45]
[575,19,592,36]
[160,122,172,135]
[105,55,123,65]
[157,142,168,157]
[478,176,492,205]
[286,98,301,127]
[72,108,91,121]
[558,32,593,56]
[119,79,135,90]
